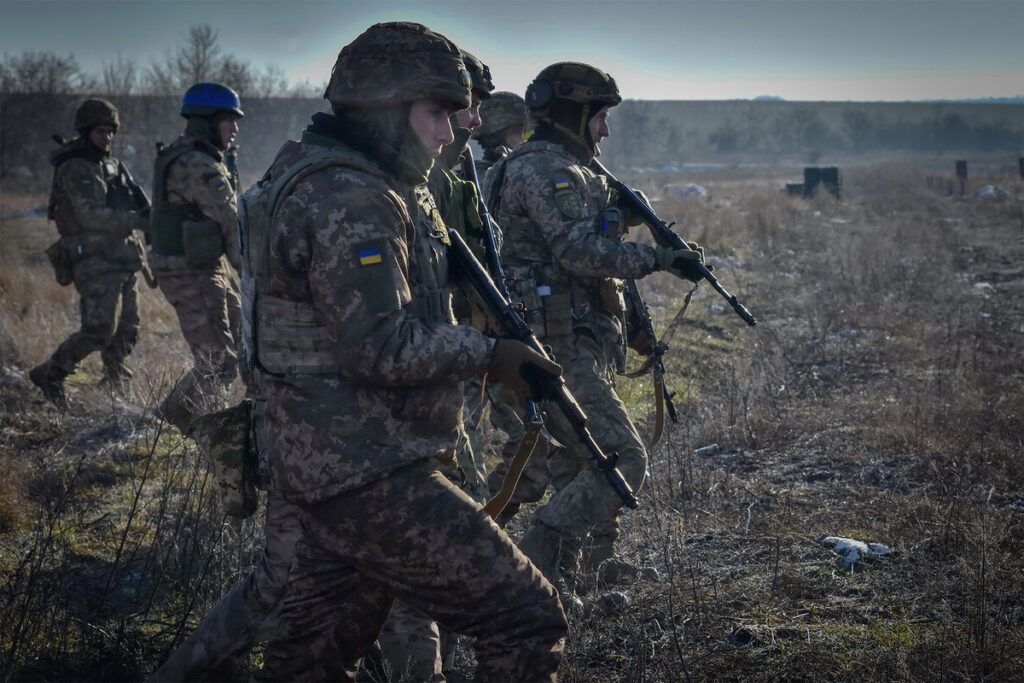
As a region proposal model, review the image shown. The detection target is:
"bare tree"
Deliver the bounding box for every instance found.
[0,51,92,94]
[143,24,222,94]
[255,64,289,98]
[215,55,254,98]
[101,52,137,97]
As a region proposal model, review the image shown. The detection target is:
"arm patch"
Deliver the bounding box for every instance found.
[352,238,401,316]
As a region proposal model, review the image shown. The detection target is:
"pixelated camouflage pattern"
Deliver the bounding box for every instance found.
[489,139,656,283]
[150,133,242,431]
[487,137,650,588]
[73,98,119,133]
[324,22,471,111]
[149,252,241,431]
[255,137,494,503]
[161,134,242,269]
[476,91,527,146]
[378,600,444,682]
[256,466,565,682]
[41,152,145,381]
[148,490,302,682]
[190,400,257,517]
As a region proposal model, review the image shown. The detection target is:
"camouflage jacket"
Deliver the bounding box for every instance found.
[483,138,657,340]
[49,145,144,278]
[159,134,242,270]
[253,137,495,504]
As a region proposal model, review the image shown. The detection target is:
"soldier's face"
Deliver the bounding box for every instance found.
[454,92,482,131]
[504,127,524,150]
[219,115,241,147]
[409,98,456,159]
[588,106,611,145]
[89,125,115,152]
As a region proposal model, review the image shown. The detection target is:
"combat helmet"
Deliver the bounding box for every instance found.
[180,82,244,118]
[475,91,527,149]
[324,21,471,111]
[461,49,494,100]
[525,62,621,151]
[74,99,119,134]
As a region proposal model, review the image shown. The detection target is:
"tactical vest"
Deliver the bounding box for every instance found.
[149,139,216,255]
[487,140,625,338]
[238,135,454,376]
[50,153,136,237]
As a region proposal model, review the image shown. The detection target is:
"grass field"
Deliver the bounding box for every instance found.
[1,154,1021,681]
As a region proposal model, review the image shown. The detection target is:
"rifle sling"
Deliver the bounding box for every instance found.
[483,416,544,520]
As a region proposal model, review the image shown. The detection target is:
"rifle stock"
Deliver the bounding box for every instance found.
[592,159,757,327]
[448,227,639,509]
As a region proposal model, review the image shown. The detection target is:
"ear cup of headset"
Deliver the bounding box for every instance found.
[525,80,554,109]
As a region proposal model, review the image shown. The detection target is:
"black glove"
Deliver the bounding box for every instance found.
[487,339,562,402]
[654,241,710,283]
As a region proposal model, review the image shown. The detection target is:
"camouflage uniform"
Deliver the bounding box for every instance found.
[474,91,528,182]
[149,107,243,432]
[483,62,660,601]
[148,487,302,681]
[31,100,147,407]
[242,23,564,681]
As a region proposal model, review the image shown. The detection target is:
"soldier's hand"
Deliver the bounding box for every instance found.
[487,339,562,402]
[654,242,709,283]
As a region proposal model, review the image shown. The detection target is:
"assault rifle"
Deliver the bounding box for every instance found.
[459,146,509,299]
[448,226,639,509]
[592,159,757,327]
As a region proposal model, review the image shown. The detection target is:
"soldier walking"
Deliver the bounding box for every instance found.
[148,82,244,433]
[161,23,567,682]
[484,62,708,608]
[30,99,149,408]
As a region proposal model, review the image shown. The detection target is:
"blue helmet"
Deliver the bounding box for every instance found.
[180,82,244,118]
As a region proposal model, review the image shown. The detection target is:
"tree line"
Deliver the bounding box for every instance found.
[0,24,322,99]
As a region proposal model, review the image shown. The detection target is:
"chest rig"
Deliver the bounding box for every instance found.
[488,141,626,338]
[238,138,453,377]
[149,138,225,255]
[50,153,136,236]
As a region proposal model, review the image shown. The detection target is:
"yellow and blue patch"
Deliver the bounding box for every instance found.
[553,177,571,190]
[358,247,382,265]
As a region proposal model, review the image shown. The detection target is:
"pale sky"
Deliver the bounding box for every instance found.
[1,0,1022,101]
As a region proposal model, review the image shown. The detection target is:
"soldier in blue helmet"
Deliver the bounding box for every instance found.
[148,82,245,434]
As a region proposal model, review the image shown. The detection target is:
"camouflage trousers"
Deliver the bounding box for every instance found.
[149,253,241,431]
[516,329,648,584]
[257,465,566,682]
[149,489,301,681]
[45,269,139,380]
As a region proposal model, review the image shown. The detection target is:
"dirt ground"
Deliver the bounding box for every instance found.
[1,154,1021,681]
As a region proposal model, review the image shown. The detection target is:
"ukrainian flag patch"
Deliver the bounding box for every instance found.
[358,247,382,265]
[553,177,571,190]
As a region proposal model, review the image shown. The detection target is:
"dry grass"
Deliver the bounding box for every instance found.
[1,155,1022,681]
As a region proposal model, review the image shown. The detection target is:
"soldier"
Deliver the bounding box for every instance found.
[474,90,527,179]
[376,49,497,682]
[234,22,564,681]
[30,99,149,408]
[483,62,708,608]
[148,82,244,434]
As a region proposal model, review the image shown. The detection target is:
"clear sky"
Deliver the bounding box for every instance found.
[1,0,1022,101]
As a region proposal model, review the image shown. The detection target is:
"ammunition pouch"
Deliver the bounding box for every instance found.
[190,398,258,518]
[598,277,626,316]
[45,238,75,286]
[182,217,225,268]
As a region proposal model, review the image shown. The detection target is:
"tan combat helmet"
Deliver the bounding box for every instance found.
[324,21,472,111]
[475,91,527,150]
[74,98,119,134]
[524,62,621,151]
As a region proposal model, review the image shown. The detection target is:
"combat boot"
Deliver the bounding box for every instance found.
[517,522,584,613]
[29,362,69,410]
[99,363,133,396]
